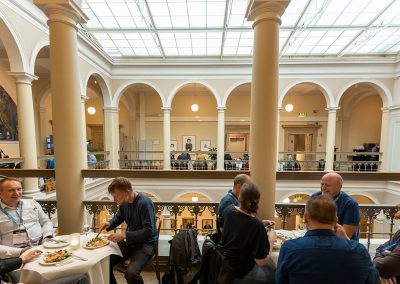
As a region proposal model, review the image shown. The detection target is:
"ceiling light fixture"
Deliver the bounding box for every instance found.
[191,103,199,112]
[87,106,96,115]
[191,83,199,112]
[285,104,294,112]
[191,196,199,202]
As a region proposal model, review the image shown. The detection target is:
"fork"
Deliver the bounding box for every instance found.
[71,254,88,261]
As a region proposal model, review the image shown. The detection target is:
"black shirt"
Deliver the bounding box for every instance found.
[218,205,269,278]
[108,193,157,245]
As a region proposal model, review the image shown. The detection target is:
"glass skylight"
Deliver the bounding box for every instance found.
[81,0,400,59]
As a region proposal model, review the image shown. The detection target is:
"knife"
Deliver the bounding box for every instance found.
[71,254,88,261]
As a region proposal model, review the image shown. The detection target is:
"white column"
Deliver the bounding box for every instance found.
[81,95,89,168]
[39,107,47,155]
[217,107,225,170]
[162,107,171,170]
[103,107,120,169]
[325,107,339,171]
[139,92,146,140]
[34,0,88,234]
[379,107,390,171]
[8,72,40,196]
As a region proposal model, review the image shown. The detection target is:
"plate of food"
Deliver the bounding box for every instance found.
[39,250,71,265]
[83,236,110,249]
[43,238,69,249]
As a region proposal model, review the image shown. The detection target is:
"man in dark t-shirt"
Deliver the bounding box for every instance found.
[99,177,157,284]
[217,174,251,230]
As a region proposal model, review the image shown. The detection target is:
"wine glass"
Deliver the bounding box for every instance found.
[82,224,90,242]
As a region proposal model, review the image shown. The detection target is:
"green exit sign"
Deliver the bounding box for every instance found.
[298,112,307,117]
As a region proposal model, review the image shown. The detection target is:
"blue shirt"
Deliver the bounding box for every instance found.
[276,229,379,284]
[217,190,238,228]
[313,191,360,240]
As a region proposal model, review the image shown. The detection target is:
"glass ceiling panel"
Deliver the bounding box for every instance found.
[82,0,400,59]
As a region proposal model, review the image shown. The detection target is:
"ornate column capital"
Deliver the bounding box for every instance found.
[103,106,119,113]
[34,0,88,29]
[246,0,289,26]
[81,94,89,103]
[162,107,171,112]
[325,107,340,113]
[8,72,38,84]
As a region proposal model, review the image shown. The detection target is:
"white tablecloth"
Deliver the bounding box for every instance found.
[20,233,122,284]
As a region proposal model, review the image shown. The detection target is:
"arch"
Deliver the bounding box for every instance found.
[83,70,112,106]
[172,191,213,202]
[342,90,380,118]
[38,88,51,108]
[113,80,165,107]
[349,193,379,204]
[0,9,27,72]
[167,80,220,107]
[29,39,49,74]
[278,192,312,203]
[140,190,161,201]
[336,80,392,107]
[222,80,251,107]
[279,80,335,108]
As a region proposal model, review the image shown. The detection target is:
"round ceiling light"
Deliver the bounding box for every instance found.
[191,103,199,112]
[87,106,96,115]
[285,104,294,112]
[191,196,199,202]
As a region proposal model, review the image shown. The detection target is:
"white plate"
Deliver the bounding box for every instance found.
[39,254,72,266]
[82,239,110,249]
[43,239,69,249]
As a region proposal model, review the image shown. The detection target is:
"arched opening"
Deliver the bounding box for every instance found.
[170,83,218,170]
[225,83,251,170]
[118,83,163,169]
[279,83,329,171]
[337,83,383,171]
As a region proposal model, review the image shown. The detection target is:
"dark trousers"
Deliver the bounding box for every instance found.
[110,241,155,284]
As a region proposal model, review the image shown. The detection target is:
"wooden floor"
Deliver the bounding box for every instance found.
[115,270,159,284]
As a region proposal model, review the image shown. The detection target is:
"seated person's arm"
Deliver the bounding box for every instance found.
[0,244,23,259]
[124,203,155,244]
[0,249,42,275]
[343,224,358,239]
[254,229,276,266]
[373,246,400,279]
[35,200,54,240]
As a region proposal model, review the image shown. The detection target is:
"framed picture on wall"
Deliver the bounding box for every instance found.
[200,140,211,152]
[182,135,196,151]
[182,217,194,229]
[202,219,213,229]
[170,140,178,152]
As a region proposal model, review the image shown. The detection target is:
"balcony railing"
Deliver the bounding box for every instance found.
[36,200,397,250]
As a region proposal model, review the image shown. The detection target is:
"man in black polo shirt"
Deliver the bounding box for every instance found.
[99,177,157,284]
[217,174,251,230]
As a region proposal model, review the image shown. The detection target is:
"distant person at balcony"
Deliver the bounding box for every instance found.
[218,174,251,230]
[312,172,360,240]
[87,153,97,167]
[195,151,207,170]
[0,178,54,258]
[99,177,157,284]
[185,138,193,152]
[284,154,301,171]
[218,182,276,284]
[276,195,378,284]
[46,158,55,169]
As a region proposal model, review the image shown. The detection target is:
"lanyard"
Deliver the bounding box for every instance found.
[0,201,24,225]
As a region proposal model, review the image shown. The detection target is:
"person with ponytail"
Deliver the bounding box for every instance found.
[218,182,276,284]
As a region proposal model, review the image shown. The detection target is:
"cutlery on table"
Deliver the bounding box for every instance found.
[71,254,88,261]
[46,239,68,244]
[55,259,73,267]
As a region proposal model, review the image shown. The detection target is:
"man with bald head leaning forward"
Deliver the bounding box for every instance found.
[312,172,360,240]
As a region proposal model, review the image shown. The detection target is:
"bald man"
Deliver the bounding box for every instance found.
[312,173,360,240]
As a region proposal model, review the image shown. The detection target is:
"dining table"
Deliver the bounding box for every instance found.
[20,233,122,284]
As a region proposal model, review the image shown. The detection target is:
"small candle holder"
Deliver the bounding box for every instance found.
[69,233,80,250]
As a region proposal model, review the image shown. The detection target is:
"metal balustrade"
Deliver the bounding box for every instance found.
[36,200,398,250]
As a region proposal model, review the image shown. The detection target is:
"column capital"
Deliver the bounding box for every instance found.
[39,107,47,113]
[34,0,88,29]
[389,105,400,111]
[162,107,171,112]
[81,94,89,103]
[246,0,289,25]
[103,106,119,113]
[277,107,282,111]
[8,72,38,84]
[217,107,226,112]
[381,106,390,113]
[325,107,340,113]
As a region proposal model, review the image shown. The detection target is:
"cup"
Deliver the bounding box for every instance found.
[69,233,80,250]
